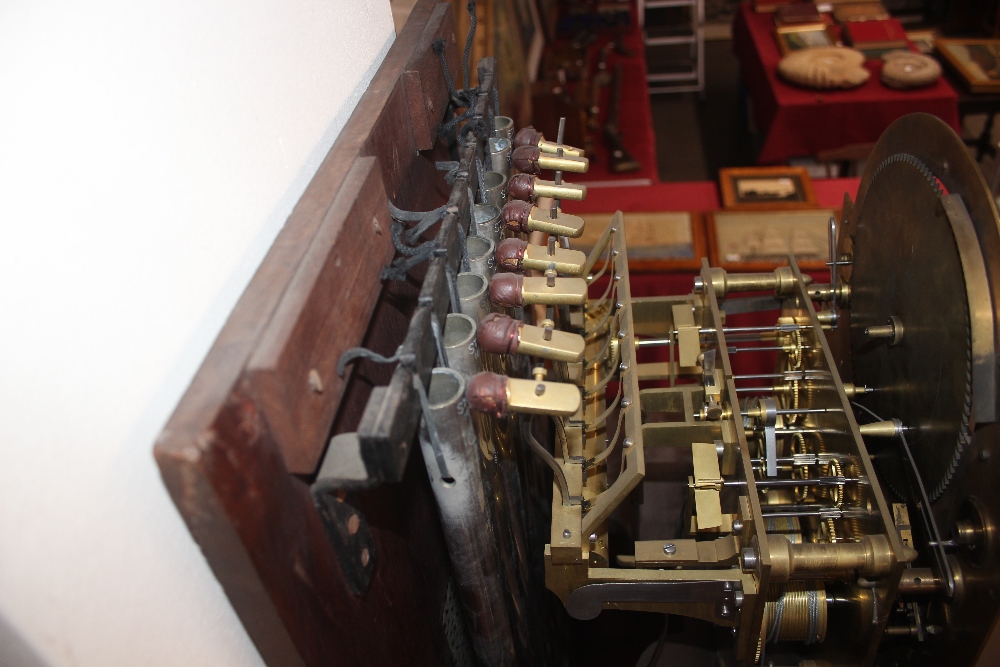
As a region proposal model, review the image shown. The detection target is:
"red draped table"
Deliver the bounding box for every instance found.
[732,3,960,164]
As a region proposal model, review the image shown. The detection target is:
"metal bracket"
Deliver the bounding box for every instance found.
[565,580,741,621]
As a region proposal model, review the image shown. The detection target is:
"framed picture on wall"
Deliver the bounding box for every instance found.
[707,208,837,271]
[719,166,817,209]
[937,39,1000,93]
[577,211,708,272]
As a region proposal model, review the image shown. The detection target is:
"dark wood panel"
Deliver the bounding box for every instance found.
[159,379,451,667]
[404,3,457,151]
[153,2,463,665]
[246,157,394,473]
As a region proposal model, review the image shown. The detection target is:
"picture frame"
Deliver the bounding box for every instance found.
[774,23,835,56]
[577,211,708,272]
[905,29,937,55]
[936,39,1000,93]
[719,166,818,209]
[706,209,838,272]
[833,1,889,23]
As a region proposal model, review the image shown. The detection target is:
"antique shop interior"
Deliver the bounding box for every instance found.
[7,0,1000,666]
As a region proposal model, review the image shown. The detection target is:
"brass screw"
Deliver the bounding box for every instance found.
[347,514,360,536]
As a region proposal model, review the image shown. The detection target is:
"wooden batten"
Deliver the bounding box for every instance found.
[153,1,463,665]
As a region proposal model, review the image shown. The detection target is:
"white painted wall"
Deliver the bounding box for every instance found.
[0,1,395,665]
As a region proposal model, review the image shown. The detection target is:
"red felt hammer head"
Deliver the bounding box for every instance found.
[466,371,509,418]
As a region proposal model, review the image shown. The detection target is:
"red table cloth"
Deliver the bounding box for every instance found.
[733,4,959,164]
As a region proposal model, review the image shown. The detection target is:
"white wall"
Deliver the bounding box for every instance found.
[0,1,394,665]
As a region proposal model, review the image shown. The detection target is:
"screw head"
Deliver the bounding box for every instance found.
[360,547,370,567]
[720,604,730,617]
[347,514,360,536]
[663,542,676,555]
[734,590,745,608]
[624,438,633,448]
[563,529,572,539]
[621,398,631,408]
[619,362,627,372]
[981,449,991,462]
[741,547,758,572]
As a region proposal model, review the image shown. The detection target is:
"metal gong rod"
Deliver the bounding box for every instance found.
[635,324,807,348]
[750,456,850,467]
[760,506,871,520]
[742,407,844,416]
[734,371,830,381]
[727,345,813,354]
[701,324,804,335]
[723,476,860,488]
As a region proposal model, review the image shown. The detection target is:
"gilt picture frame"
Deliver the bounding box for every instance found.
[719,166,818,210]
[707,208,837,272]
[937,39,1000,93]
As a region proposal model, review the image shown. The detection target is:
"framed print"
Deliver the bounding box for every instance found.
[577,211,707,272]
[937,39,1000,93]
[906,29,937,55]
[707,209,837,271]
[833,1,890,23]
[719,166,817,209]
[775,23,835,56]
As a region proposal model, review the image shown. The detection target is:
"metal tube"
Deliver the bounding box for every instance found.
[723,476,859,488]
[493,116,514,141]
[457,272,489,323]
[473,203,502,246]
[466,235,496,279]
[418,369,517,666]
[444,314,480,378]
[728,345,813,354]
[482,171,507,209]
[751,456,848,466]
[734,371,830,380]
[767,534,893,580]
[489,137,511,180]
[898,568,943,595]
[743,407,844,416]
[634,337,672,348]
[701,324,803,335]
